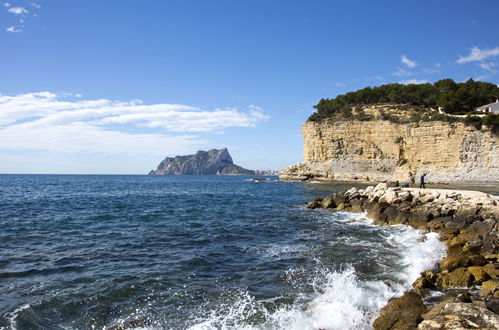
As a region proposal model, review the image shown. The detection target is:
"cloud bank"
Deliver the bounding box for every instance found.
[0,92,268,155]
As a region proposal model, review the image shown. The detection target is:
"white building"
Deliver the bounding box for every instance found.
[476,100,499,114]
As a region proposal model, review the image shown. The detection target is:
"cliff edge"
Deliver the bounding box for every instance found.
[280,105,499,183]
[149,148,255,175]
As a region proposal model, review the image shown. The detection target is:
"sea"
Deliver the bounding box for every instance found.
[5,174,495,330]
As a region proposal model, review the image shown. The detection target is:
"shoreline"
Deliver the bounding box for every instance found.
[307,184,499,329]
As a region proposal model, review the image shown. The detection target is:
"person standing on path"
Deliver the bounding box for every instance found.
[419,174,426,189]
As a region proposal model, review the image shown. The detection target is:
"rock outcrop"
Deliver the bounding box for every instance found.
[306,184,499,329]
[280,105,499,183]
[149,148,255,175]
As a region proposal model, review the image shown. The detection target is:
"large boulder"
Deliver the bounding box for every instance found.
[439,256,472,272]
[438,267,474,288]
[418,302,499,329]
[459,221,494,242]
[373,291,426,330]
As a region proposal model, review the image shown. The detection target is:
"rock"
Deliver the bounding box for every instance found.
[439,227,460,241]
[366,202,387,223]
[307,199,322,209]
[407,213,432,229]
[439,267,474,288]
[481,279,499,296]
[439,256,472,272]
[462,239,483,254]
[483,263,497,279]
[320,196,336,209]
[459,221,494,242]
[379,190,399,204]
[373,291,426,330]
[481,232,499,255]
[427,217,451,231]
[398,191,413,202]
[418,302,499,329]
[349,198,364,213]
[467,266,490,284]
[444,214,474,231]
[413,270,438,295]
[485,297,499,314]
[149,148,255,175]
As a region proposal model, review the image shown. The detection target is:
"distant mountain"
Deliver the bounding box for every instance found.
[148,148,256,175]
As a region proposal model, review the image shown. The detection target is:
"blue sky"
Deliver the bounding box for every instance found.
[1,0,498,174]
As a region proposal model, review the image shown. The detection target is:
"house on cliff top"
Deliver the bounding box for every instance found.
[476,99,499,113]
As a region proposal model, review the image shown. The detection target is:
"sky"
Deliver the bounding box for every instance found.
[0,0,498,174]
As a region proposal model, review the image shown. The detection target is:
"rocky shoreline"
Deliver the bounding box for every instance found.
[306,184,498,329]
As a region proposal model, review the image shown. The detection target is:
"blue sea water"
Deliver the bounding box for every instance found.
[0,175,448,330]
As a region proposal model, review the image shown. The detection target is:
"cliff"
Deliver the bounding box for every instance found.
[280,105,499,183]
[149,148,255,175]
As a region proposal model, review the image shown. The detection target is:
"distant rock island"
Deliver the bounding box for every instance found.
[149,148,256,175]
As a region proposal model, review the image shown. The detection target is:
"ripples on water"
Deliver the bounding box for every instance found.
[0,175,446,329]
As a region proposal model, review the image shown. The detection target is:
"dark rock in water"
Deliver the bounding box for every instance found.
[373,291,426,330]
[149,148,255,175]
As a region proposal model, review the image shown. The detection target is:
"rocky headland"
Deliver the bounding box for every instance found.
[307,184,499,329]
[149,148,255,175]
[280,104,499,183]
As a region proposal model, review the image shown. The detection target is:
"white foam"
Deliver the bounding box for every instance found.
[186,213,447,330]
[4,303,30,330]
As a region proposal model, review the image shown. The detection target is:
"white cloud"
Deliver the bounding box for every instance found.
[457,46,499,64]
[3,2,10,7]
[0,92,268,154]
[401,55,417,68]
[479,62,497,71]
[6,25,22,32]
[393,67,412,77]
[30,2,41,8]
[399,79,429,85]
[8,6,28,14]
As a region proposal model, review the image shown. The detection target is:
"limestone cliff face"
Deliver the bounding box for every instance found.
[280,119,498,183]
[149,148,255,175]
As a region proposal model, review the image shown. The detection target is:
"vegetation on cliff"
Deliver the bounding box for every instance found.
[309,79,499,130]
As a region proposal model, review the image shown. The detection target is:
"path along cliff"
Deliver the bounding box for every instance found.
[307,184,499,329]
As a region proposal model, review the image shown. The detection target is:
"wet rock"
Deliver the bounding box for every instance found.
[307,199,322,209]
[320,196,336,209]
[349,198,364,213]
[373,291,426,330]
[413,270,438,295]
[408,214,432,230]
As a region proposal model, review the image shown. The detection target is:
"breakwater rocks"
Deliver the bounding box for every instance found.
[307,184,499,329]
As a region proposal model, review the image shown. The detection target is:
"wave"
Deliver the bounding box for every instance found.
[185,213,446,330]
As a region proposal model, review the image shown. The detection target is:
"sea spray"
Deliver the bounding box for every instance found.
[187,212,447,330]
